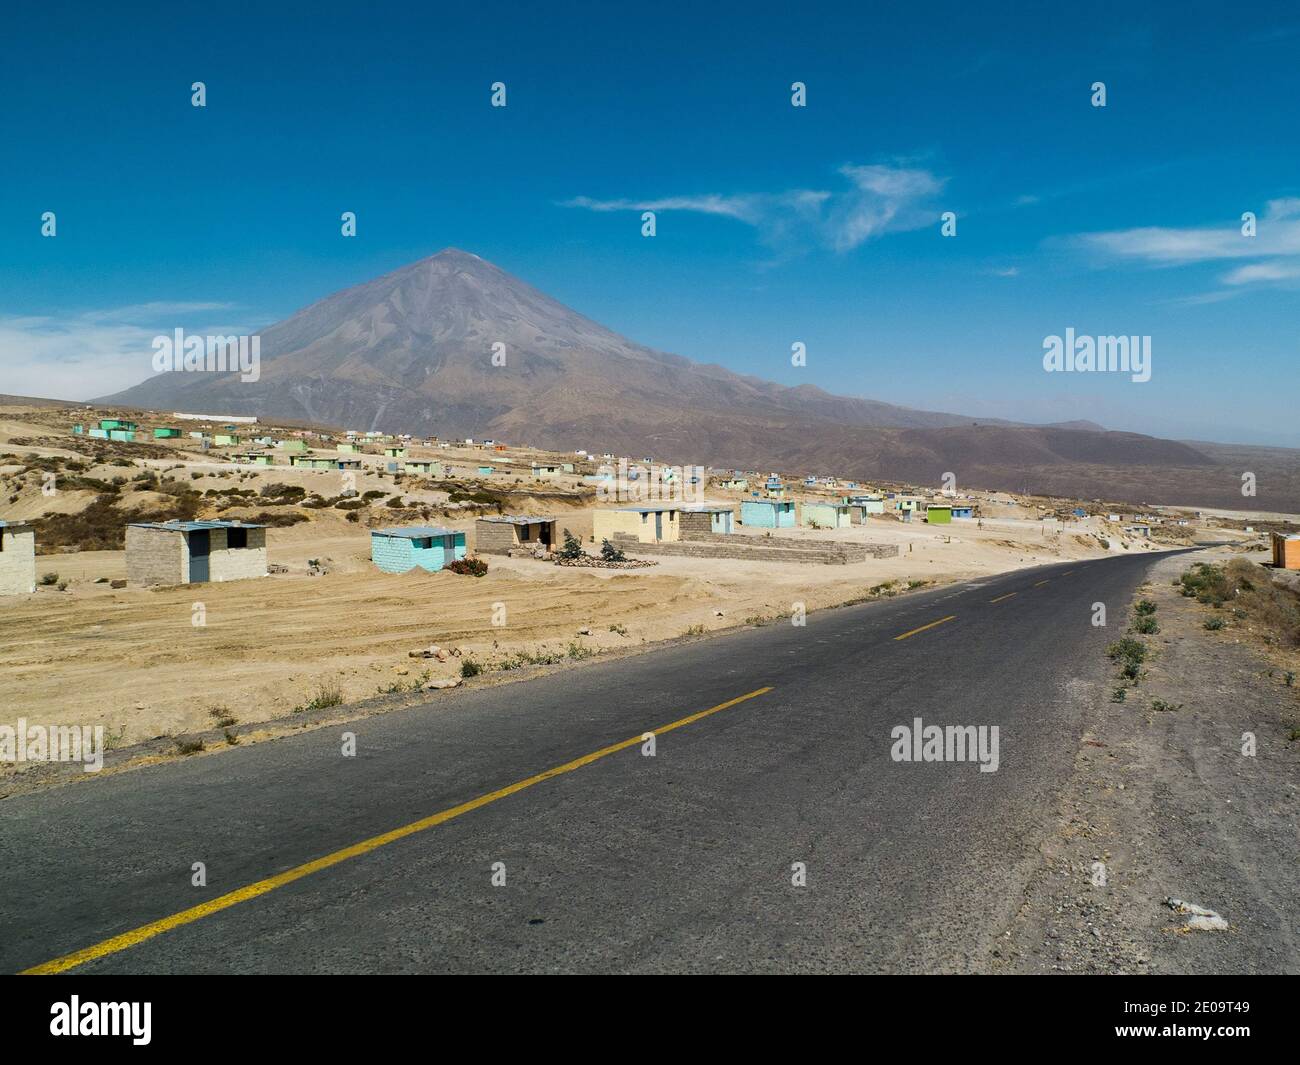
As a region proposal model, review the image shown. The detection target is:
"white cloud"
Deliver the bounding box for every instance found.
[562,163,946,253]
[0,303,252,401]
[1077,197,1300,295]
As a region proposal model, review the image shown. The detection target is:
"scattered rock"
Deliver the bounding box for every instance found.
[1164,897,1229,932]
[110,579,127,589]
[425,678,462,690]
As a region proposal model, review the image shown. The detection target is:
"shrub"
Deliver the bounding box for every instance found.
[599,538,626,562]
[39,572,59,586]
[1204,617,1225,631]
[557,529,584,560]
[1132,614,1159,635]
[461,658,482,678]
[1134,599,1157,616]
[297,683,343,713]
[446,557,488,577]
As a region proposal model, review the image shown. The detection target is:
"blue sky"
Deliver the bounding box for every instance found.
[2,1,1298,445]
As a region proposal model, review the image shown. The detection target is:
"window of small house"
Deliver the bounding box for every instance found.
[227,527,248,549]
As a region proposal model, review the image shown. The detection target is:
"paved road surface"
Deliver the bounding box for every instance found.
[0,551,1178,974]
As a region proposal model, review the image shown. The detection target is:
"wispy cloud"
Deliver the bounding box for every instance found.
[0,302,252,400]
[562,163,946,254]
[1076,197,1300,295]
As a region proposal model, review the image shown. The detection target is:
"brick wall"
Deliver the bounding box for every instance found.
[126,526,186,586]
[207,527,268,582]
[0,526,36,596]
[611,533,898,565]
[475,520,520,555]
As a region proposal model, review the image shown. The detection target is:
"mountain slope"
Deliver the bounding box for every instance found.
[99,249,1297,510]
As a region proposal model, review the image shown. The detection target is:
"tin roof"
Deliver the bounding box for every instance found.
[372,526,459,539]
[478,515,557,525]
[0,519,32,529]
[615,505,681,513]
[127,520,266,532]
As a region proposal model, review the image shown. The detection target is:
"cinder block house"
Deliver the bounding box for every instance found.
[741,500,796,528]
[1271,532,1300,570]
[370,526,467,573]
[126,520,267,586]
[801,501,853,529]
[0,520,37,596]
[680,506,735,536]
[593,505,682,543]
[475,516,558,554]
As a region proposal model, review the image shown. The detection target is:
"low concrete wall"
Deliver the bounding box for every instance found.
[614,533,898,565]
[0,526,36,596]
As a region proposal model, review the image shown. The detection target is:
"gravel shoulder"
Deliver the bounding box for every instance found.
[994,549,1300,974]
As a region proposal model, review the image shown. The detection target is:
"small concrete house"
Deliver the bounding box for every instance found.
[213,434,240,446]
[741,500,796,528]
[1271,532,1300,570]
[475,516,558,555]
[277,439,307,452]
[335,458,362,470]
[404,460,443,476]
[925,503,953,524]
[476,465,495,476]
[0,520,37,596]
[531,463,561,477]
[593,505,682,543]
[153,427,182,438]
[234,452,275,466]
[801,501,852,529]
[370,526,467,573]
[126,520,267,586]
[951,505,974,519]
[290,455,334,469]
[846,495,886,521]
[385,447,408,459]
[680,506,735,536]
[718,477,748,490]
[337,442,360,453]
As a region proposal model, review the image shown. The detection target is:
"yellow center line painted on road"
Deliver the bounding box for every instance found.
[989,592,1017,604]
[22,686,774,976]
[1034,579,1050,587]
[893,615,957,641]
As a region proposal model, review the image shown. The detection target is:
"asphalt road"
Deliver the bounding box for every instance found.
[0,550,1180,974]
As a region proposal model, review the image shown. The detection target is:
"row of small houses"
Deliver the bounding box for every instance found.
[0,499,991,597]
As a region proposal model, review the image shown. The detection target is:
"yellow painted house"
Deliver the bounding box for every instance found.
[592,505,682,543]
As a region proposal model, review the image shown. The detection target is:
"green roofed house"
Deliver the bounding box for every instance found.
[370,526,467,573]
[153,427,182,438]
[126,520,267,586]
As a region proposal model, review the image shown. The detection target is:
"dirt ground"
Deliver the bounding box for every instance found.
[995,547,1300,974]
[0,402,1255,784]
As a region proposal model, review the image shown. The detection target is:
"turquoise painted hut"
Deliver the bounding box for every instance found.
[370,526,467,573]
[740,499,796,528]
